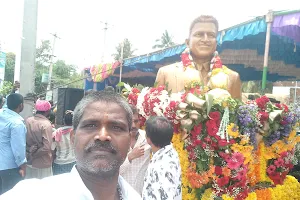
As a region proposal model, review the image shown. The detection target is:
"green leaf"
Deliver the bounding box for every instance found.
[117,82,125,87]
[205,93,214,116]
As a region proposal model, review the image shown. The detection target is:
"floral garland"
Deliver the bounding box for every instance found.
[172,133,196,200]
[121,51,300,199]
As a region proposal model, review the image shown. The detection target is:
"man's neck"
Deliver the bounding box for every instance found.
[151,146,160,154]
[77,167,120,200]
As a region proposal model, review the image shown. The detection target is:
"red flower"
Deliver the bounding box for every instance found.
[218,139,229,147]
[219,152,230,161]
[256,96,270,110]
[212,56,223,69]
[131,88,140,93]
[275,103,289,112]
[216,176,229,187]
[215,166,223,176]
[259,111,269,123]
[209,111,221,121]
[206,120,218,137]
[181,53,192,67]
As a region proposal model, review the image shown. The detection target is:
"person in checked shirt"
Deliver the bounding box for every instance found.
[120,105,151,195]
[142,116,182,200]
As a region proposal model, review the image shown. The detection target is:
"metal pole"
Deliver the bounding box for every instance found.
[119,40,124,83]
[101,22,108,63]
[46,33,60,100]
[262,10,273,93]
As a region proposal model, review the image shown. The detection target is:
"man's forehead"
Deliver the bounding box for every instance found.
[81,101,127,120]
[192,22,217,33]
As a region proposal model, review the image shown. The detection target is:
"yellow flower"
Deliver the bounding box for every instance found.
[227,123,239,138]
[172,133,196,200]
[201,188,213,200]
[269,175,300,200]
[222,194,234,200]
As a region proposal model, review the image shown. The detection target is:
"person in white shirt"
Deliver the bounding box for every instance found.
[52,110,76,175]
[120,105,151,195]
[142,116,182,200]
[1,91,141,200]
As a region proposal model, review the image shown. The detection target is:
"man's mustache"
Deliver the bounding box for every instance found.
[84,141,117,154]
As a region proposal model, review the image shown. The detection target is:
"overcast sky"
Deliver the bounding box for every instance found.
[0,0,299,69]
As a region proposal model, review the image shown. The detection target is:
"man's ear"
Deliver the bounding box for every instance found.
[70,129,75,145]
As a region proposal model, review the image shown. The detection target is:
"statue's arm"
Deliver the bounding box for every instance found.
[232,73,242,100]
[155,67,165,87]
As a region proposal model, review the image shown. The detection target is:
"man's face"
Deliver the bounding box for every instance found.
[130,113,140,137]
[187,22,217,59]
[74,101,130,178]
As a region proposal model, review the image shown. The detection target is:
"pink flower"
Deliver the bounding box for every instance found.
[274,158,285,167]
[226,152,244,170]
[267,165,276,175]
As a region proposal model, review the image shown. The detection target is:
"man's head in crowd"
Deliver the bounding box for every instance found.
[35,99,52,117]
[64,110,73,126]
[145,116,174,152]
[72,91,133,179]
[7,93,24,114]
[129,104,140,139]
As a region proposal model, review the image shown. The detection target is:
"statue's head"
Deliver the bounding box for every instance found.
[186,15,218,60]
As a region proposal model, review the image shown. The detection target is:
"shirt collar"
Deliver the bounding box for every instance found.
[35,114,49,120]
[152,144,173,161]
[70,166,137,199]
[196,61,210,72]
[2,108,24,121]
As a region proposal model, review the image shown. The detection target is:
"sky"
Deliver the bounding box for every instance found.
[0,0,299,69]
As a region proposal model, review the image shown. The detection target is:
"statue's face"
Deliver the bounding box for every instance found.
[187,22,217,59]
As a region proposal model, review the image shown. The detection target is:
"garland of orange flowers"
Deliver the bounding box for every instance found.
[255,189,272,200]
[172,133,196,200]
[260,142,273,183]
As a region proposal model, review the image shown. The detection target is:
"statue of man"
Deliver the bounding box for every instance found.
[155,15,242,99]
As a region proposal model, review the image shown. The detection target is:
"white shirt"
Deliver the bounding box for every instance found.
[1,166,141,200]
[142,144,182,200]
[52,126,76,165]
[120,130,151,195]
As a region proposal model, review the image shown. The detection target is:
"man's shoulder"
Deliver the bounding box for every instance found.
[224,65,240,78]
[158,62,182,71]
[119,176,141,199]
[1,173,73,199]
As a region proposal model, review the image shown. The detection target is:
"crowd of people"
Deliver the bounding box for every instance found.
[0,87,182,199]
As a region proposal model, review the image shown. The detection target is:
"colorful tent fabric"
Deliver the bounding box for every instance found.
[112,10,300,85]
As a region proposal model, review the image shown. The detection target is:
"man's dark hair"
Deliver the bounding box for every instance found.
[129,104,138,115]
[64,111,73,126]
[84,89,94,96]
[7,93,23,110]
[73,91,133,131]
[145,116,174,148]
[189,15,219,35]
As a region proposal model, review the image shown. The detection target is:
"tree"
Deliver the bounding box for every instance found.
[4,52,15,83]
[2,40,84,96]
[113,38,136,60]
[152,30,176,49]
[0,81,13,96]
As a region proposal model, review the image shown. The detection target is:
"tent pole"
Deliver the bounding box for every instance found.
[262,10,274,93]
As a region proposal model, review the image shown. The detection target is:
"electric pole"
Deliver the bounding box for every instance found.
[100,21,113,63]
[46,33,61,101]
